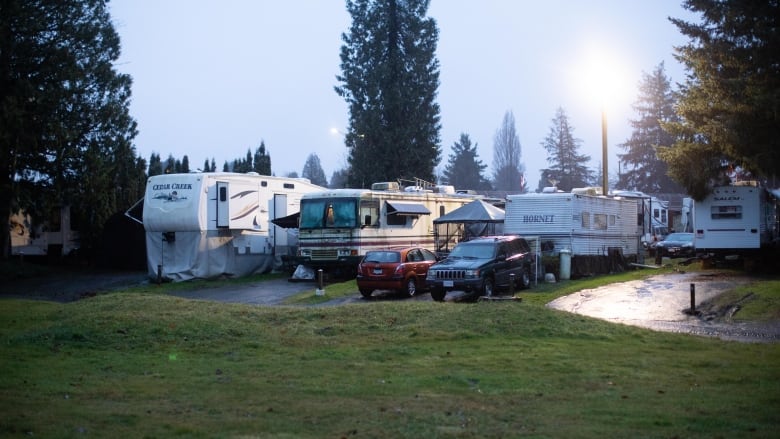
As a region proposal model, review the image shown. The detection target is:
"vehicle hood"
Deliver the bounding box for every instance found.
[658,239,693,247]
[431,257,491,270]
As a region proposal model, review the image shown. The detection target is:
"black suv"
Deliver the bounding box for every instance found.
[426,235,534,301]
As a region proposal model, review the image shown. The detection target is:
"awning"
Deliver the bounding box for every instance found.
[271,211,300,228]
[386,201,431,216]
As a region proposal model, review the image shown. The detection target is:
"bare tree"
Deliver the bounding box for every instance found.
[491,111,526,191]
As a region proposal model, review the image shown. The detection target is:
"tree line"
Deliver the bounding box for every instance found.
[2,0,776,259]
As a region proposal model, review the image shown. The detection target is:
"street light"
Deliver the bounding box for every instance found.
[578,44,629,196]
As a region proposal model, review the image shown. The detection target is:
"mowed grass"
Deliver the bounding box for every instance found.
[1,267,779,438]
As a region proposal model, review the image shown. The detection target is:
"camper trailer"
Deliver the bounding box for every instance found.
[9,206,80,257]
[294,182,478,274]
[611,190,670,245]
[693,184,779,257]
[504,192,640,258]
[140,172,324,281]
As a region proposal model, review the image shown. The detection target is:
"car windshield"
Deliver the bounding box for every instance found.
[363,251,401,263]
[664,233,693,242]
[449,242,495,259]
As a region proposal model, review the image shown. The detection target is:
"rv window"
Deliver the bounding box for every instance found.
[219,187,227,202]
[581,212,591,229]
[594,214,608,230]
[386,212,407,226]
[711,205,742,219]
[360,200,379,227]
[261,181,268,187]
[284,183,294,189]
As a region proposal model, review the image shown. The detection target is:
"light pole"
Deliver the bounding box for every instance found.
[601,108,608,196]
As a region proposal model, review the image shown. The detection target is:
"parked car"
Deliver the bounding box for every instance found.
[425,235,534,302]
[356,247,439,298]
[654,232,695,258]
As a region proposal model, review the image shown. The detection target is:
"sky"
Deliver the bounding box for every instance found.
[109,0,699,189]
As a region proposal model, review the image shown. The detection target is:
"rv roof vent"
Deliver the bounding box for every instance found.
[542,187,559,193]
[371,182,400,191]
[571,187,603,195]
[435,185,455,194]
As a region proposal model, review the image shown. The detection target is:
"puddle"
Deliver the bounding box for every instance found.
[547,271,780,343]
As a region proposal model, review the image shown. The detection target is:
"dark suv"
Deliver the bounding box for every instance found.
[425,235,534,301]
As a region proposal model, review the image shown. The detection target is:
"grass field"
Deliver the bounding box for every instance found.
[1,264,779,438]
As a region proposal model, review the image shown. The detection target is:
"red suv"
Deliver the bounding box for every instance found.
[356,247,439,298]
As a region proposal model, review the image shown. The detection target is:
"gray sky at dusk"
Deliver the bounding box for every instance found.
[110,0,697,189]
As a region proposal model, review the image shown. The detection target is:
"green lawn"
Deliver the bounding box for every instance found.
[1,265,779,438]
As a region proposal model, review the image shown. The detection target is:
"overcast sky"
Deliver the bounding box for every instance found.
[110,0,698,189]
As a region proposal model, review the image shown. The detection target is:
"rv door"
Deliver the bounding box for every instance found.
[217,181,229,228]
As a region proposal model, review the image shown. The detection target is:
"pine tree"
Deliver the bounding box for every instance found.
[336,0,441,187]
[148,153,163,176]
[617,63,681,193]
[0,0,141,258]
[442,133,491,190]
[301,154,328,187]
[491,111,526,192]
[660,0,780,199]
[253,141,271,175]
[540,107,592,192]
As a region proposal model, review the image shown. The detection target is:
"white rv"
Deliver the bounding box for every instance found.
[611,190,670,245]
[140,172,324,281]
[693,184,779,255]
[503,192,640,257]
[9,206,80,257]
[294,182,478,274]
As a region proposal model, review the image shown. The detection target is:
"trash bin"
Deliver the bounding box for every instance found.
[559,248,571,280]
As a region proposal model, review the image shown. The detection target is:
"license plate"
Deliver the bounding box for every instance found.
[443,280,454,287]
[373,268,382,275]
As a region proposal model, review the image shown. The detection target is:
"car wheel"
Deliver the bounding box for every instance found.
[401,277,417,297]
[359,288,373,298]
[482,277,494,297]
[431,288,446,302]
[520,267,531,289]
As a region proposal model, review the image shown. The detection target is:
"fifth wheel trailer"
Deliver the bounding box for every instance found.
[139,172,324,281]
[693,184,779,258]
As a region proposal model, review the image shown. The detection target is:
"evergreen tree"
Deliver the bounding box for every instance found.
[329,168,350,189]
[617,63,681,193]
[491,111,526,192]
[336,0,441,187]
[301,153,328,186]
[164,154,176,174]
[0,0,140,258]
[441,133,491,190]
[210,158,216,172]
[660,0,780,199]
[540,107,592,192]
[253,141,271,175]
[202,159,210,173]
[180,155,190,173]
[148,153,163,176]
[222,161,230,172]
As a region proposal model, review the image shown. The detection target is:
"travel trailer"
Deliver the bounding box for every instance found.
[293,181,478,275]
[9,206,80,258]
[503,191,640,258]
[611,190,670,245]
[138,172,324,281]
[693,184,779,257]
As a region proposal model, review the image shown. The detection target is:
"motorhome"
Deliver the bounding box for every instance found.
[138,172,324,281]
[503,191,640,258]
[293,182,478,275]
[693,184,779,257]
[9,206,80,257]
